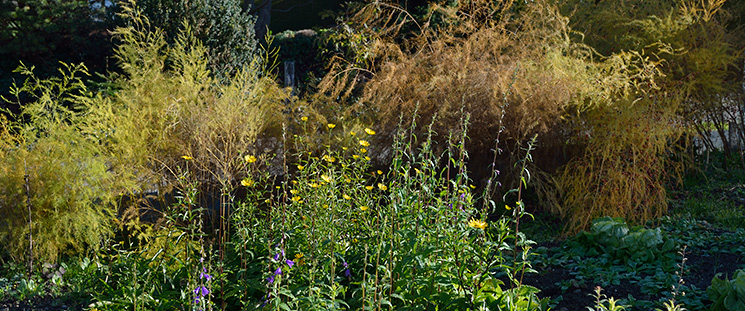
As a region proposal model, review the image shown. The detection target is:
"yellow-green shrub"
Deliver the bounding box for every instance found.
[557,98,685,234]
[0,64,117,263]
[84,1,288,210]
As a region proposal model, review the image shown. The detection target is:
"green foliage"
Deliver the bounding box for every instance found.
[0,0,113,85]
[708,270,745,311]
[569,217,676,265]
[0,63,118,263]
[135,0,259,80]
[221,113,549,310]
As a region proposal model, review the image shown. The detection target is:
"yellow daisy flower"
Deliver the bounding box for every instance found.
[328,123,336,129]
[297,165,305,170]
[359,140,370,147]
[181,155,193,160]
[468,218,488,230]
[301,116,308,121]
[377,183,388,191]
[321,174,332,183]
[245,155,257,163]
[241,178,254,187]
[360,206,369,211]
[322,155,336,163]
[365,128,376,135]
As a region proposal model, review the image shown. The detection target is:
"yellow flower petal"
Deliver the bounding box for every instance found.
[360,206,369,211]
[365,185,374,191]
[328,123,336,129]
[377,183,387,191]
[241,178,254,187]
[365,128,376,135]
[359,140,370,147]
[301,116,308,121]
[181,155,193,160]
[468,218,488,230]
[321,174,332,183]
[297,165,305,170]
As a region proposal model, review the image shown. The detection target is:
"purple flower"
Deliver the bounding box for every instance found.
[267,275,275,284]
[200,267,212,281]
[343,262,348,268]
[286,259,294,269]
[345,269,351,277]
[274,267,282,275]
[273,253,280,261]
[193,285,209,298]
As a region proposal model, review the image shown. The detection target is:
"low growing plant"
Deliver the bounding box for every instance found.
[708,269,745,311]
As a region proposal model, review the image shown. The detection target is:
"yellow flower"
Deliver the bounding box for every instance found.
[292,196,301,202]
[241,178,254,187]
[505,204,512,210]
[377,170,383,175]
[322,155,336,163]
[470,184,476,189]
[310,182,320,188]
[290,189,299,195]
[321,174,332,183]
[360,205,369,211]
[264,199,271,203]
[359,140,370,147]
[350,131,356,136]
[365,156,371,161]
[360,148,367,153]
[291,180,298,185]
[365,185,374,190]
[345,178,352,183]
[323,204,329,209]
[365,128,376,135]
[245,155,257,163]
[301,116,308,121]
[181,155,193,160]
[343,194,352,200]
[342,147,348,151]
[297,165,305,170]
[468,218,488,230]
[414,168,421,174]
[352,238,358,243]
[328,123,336,129]
[352,154,360,159]
[377,183,388,191]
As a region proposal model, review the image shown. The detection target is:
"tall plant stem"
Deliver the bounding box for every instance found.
[24,159,33,276]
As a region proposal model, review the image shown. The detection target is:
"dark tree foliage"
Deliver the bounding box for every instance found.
[0,0,114,110]
[136,0,258,81]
